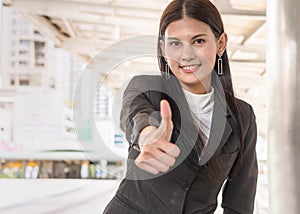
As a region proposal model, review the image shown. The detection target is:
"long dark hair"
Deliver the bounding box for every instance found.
[157,0,244,176]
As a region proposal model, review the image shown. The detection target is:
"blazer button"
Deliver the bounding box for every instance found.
[181,182,191,191]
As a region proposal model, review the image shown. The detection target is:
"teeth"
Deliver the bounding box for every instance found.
[182,65,199,70]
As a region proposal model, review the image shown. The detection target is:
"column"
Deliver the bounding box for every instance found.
[267,0,300,213]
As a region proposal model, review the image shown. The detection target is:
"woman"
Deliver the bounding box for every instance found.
[104,0,257,213]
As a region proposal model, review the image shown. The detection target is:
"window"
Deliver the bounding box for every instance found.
[34,41,45,51]
[20,39,30,48]
[19,79,29,86]
[34,30,42,37]
[19,61,29,67]
[19,51,29,57]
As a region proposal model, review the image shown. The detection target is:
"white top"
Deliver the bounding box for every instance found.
[183,87,214,145]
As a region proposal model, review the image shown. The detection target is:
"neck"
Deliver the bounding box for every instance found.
[181,80,211,95]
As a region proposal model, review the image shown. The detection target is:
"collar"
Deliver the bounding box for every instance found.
[183,87,215,114]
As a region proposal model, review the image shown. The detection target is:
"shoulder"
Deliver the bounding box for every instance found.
[131,75,162,81]
[129,75,163,86]
[234,98,255,118]
[126,75,163,91]
[234,98,256,134]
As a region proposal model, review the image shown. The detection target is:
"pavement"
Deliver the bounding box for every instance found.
[0,178,265,214]
[0,179,120,214]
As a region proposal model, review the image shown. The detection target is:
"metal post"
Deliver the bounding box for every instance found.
[267,0,300,213]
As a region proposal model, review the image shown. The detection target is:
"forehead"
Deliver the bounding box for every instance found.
[165,18,214,38]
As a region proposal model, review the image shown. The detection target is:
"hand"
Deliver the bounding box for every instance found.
[135,100,181,174]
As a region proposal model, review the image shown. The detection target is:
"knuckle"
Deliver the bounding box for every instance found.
[169,158,176,166]
[152,169,159,175]
[143,146,153,155]
[135,159,142,167]
[137,153,150,162]
[172,145,180,154]
[145,146,156,155]
[161,165,169,173]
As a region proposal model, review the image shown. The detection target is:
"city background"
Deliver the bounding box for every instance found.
[0,0,269,213]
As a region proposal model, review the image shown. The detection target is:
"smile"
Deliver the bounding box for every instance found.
[179,64,201,73]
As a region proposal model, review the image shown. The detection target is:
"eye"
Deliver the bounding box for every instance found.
[194,38,205,44]
[169,40,181,47]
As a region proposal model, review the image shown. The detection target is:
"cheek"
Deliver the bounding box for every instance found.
[196,48,217,66]
[167,59,180,71]
[165,49,181,61]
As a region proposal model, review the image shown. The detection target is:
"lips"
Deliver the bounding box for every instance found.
[179,64,201,73]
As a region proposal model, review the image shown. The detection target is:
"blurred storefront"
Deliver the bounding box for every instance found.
[0,159,124,179]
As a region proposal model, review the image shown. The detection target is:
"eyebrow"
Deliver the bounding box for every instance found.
[166,34,208,40]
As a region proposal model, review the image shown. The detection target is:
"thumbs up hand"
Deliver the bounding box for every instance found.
[135,100,181,174]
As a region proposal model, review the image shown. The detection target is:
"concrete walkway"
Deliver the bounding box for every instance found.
[0,179,120,214]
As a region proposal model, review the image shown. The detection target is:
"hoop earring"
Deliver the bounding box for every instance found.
[165,63,170,79]
[217,53,223,76]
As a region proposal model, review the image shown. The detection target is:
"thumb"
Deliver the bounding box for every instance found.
[158,100,173,141]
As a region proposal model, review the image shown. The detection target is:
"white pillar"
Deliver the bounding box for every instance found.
[267,0,300,213]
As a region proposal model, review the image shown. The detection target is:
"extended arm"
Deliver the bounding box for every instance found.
[120,76,180,174]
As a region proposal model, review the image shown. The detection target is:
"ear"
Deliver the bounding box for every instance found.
[217,33,228,55]
[159,40,166,58]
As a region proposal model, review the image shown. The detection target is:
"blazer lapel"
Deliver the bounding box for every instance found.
[162,75,235,166]
[198,87,233,165]
[162,75,200,161]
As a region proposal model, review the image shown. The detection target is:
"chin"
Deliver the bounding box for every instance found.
[181,79,202,87]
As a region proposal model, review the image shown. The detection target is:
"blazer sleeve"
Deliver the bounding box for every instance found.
[120,76,161,148]
[222,105,258,214]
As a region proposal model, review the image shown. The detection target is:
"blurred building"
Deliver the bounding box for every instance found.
[0,6,123,180]
[0,7,90,179]
[0,8,56,90]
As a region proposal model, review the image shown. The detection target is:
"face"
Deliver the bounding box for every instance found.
[161,18,227,94]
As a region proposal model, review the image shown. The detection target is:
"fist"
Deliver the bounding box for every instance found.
[135,100,180,174]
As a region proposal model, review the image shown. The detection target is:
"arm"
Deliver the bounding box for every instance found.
[222,105,258,214]
[120,76,161,148]
[120,76,180,174]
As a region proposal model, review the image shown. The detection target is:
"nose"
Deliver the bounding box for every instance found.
[181,43,195,62]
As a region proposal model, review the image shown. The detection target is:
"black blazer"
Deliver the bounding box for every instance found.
[104,75,258,214]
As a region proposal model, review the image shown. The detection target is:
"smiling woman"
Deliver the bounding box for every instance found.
[104,0,258,213]
[161,18,227,94]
